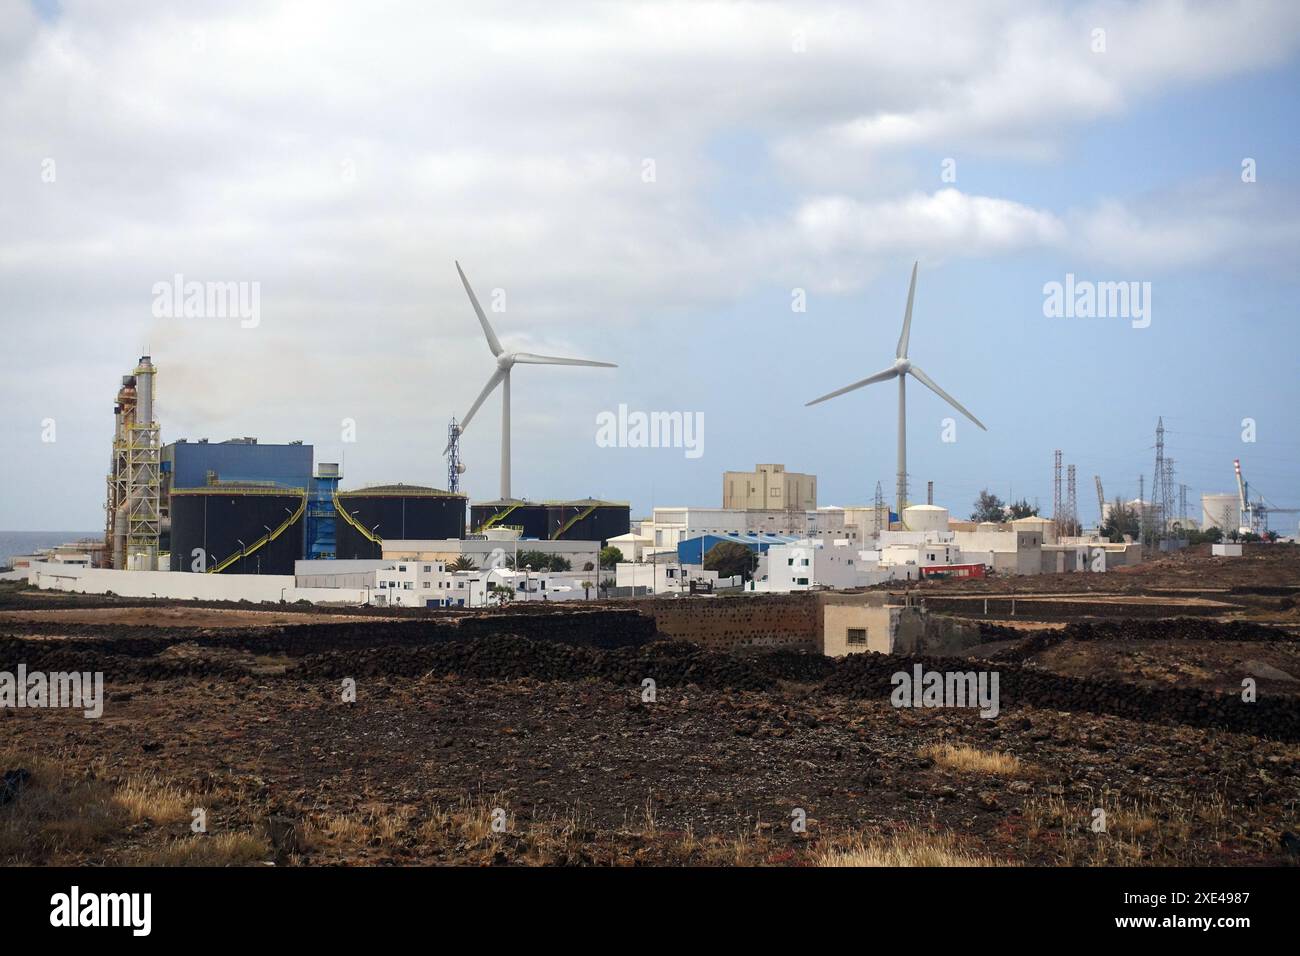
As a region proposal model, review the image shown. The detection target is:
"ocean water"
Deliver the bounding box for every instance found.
[0,531,100,567]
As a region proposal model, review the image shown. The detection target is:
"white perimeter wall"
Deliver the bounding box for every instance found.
[28,563,367,605]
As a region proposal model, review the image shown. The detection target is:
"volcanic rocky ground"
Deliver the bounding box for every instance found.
[2,568,1300,866]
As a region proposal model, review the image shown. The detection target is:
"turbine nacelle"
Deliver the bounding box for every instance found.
[893,357,911,374]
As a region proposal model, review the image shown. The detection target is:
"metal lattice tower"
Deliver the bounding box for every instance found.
[1052,450,1063,528]
[1094,475,1106,525]
[1151,417,1169,539]
[1065,464,1077,535]
[873,480,886,535]
[1163,457,1176,531]
[1179,482,1188,526]
[927,480,933,505]
[446,418,462,494]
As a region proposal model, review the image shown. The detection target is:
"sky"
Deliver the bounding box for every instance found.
[1,0,1299,532]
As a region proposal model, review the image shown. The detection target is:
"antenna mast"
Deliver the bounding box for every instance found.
[447,418,463,494]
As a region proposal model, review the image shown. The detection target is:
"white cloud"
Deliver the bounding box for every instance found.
[1065,180,1300,271]
[1,0,1298,525]
[792,189,1067,257]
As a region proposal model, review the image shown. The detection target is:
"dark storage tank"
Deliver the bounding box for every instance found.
[334,484,467,560]
[470,500,549,539]
[169,487,306,575]
[545,500,630,542]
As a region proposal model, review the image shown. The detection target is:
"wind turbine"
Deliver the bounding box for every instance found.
[805,261,986,526]
[446,261,616,501]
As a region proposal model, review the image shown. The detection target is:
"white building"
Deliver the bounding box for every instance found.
[750,539,904,592]
[643,506,856,551]
[456,568,598,606]
[371,558,454,607]
[614,561,737,594]
[604,530,654,562]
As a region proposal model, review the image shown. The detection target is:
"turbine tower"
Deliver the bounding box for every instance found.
[446,261,616,501]
[805,262,986,523]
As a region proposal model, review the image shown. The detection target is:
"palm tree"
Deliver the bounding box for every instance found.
[449,555,478,572]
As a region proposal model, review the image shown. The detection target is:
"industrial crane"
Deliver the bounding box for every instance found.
[1234,458,1300,536]
[1234,458,1250,534]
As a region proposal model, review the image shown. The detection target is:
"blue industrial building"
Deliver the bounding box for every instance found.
[676,532,800,566]
[164,438,313,490]
[162,438,340,563]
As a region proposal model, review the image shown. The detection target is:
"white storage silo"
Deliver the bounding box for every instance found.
[1201,493,1239,532]
[903,504,949,533]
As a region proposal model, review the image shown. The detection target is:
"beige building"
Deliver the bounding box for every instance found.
[723,463,816,510]
[819,592,983,657]
[379,538,600,574]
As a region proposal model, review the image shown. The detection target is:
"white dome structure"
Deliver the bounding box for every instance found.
[903,504,949,533]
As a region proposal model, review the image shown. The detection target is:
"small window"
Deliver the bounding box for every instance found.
[847,628,867,646]
[423,565,431,572]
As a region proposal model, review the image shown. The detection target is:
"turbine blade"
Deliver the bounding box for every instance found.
[511,352,616,368]
[897,261,918,359]
[908,365,987,430]
[455,260,504,357]
[805,366,897,407]
[444,368,506,452]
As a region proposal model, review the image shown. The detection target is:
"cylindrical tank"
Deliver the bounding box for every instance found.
[1201,493,1239,531]
[169,488,306,574]
[470,500,549,539]
[335,485,467,560]
[544,500,631,542]
[902,504,949,533]
[135,356,155,424]
[113,506,128,570]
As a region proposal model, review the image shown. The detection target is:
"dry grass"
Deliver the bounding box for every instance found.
[818,829,1014,867]
[112,776,194,826]
[300,792,514,860]
[134,831,270,866]
[921,742,1025,777]
[0,752,119,864]
[295,793,781,866]
[0,749,270,866]
[1021,787,1233,866]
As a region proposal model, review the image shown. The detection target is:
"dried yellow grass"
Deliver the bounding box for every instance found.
[136,831,270,866]
[112,776,193,825]
[818,830,1012,867]
[921,742,1024,776]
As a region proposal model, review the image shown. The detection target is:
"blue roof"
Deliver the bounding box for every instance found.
[677,532,801,565]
